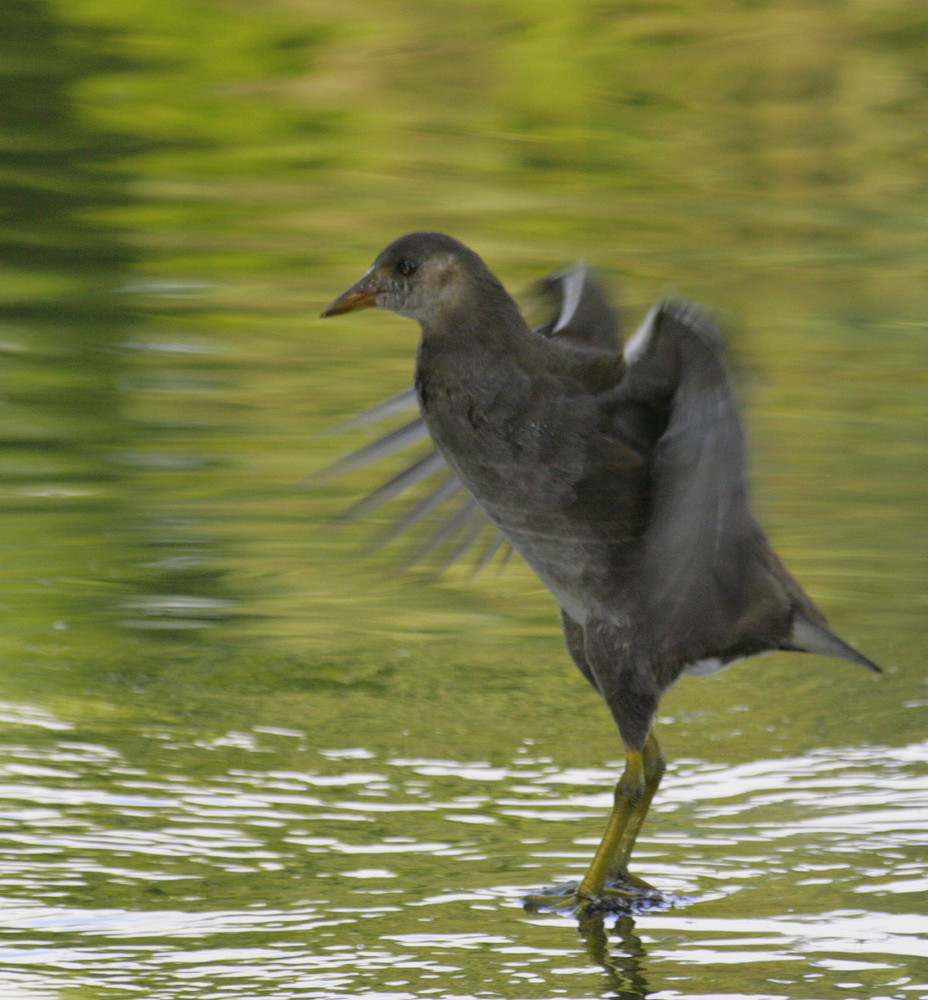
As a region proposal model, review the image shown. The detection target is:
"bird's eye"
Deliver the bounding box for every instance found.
[396,259,417,277]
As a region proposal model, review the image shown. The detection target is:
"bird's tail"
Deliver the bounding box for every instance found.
[787,614,882,673]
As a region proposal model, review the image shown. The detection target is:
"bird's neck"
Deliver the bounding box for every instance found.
[419,273,532,356]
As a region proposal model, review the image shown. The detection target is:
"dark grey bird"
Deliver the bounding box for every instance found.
[316,262,621,570]
[321,232,880,916]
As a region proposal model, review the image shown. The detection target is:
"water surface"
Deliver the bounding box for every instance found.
[0,1,925,998]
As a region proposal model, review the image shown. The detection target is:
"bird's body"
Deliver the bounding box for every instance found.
[416,323,640,627]
[322,231,880,914]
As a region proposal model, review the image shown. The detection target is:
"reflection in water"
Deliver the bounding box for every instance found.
[0,0,920,661]
[0,0,922,999]
[1,714,927,996]
[579,913,651,999]
[0,0,134,637]
[0,2,246,643]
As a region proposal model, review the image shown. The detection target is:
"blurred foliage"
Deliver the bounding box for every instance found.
[0,8,922,996]
[0,0,921,690]
[47,0,928,288]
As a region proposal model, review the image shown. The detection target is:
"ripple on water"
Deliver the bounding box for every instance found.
[0,719,925,998]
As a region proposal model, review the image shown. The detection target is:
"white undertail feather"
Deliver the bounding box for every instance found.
[790,615,881,673]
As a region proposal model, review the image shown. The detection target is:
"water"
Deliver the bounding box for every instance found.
[0,1,925,998]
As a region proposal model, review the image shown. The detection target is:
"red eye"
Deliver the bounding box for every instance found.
[397,259,418,277]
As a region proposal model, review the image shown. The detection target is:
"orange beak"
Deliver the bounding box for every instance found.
[321,268,379,317]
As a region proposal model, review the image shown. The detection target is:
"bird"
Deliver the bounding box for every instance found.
[314,262,621,570]
[321,231,881,916]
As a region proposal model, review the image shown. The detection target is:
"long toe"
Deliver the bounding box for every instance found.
[523,877,665,918]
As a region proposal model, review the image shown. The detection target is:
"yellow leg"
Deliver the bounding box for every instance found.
[523,732,665,915]
[578,732,665,899]
[613,733,665,879]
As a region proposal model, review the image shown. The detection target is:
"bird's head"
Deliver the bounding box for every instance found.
[322,232,487,325]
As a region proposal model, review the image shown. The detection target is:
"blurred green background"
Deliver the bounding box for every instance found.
[0,1,925,998]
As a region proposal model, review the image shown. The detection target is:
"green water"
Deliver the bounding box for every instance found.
[0,1,925,998]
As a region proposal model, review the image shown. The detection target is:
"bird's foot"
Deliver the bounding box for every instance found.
[523,873,665,917]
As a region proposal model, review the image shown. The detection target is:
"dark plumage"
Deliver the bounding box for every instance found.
[322,232,880,915]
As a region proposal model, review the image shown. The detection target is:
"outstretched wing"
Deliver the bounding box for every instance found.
[312,266,622,570]
[601,302,775,668]
[531,263,620,350]
[602,303,879,674]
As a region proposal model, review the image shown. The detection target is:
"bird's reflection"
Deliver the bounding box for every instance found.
[578,912,651,999]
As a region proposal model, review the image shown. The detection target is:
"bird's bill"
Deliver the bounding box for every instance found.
[321,269,378,317]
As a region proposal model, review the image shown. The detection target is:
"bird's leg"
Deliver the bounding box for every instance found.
[525,620,666,915]
[576,732,663,902]
[524,733,664,916]
[606,732,665,890]
[575,748,644,899]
